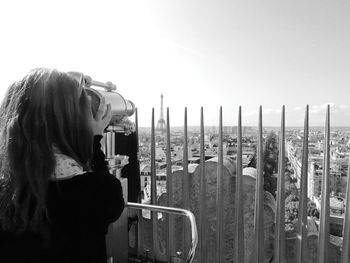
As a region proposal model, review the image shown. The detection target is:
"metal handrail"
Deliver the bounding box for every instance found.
[126,202,198,263]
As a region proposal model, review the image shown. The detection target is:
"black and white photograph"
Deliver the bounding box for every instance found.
[0,1,349,262]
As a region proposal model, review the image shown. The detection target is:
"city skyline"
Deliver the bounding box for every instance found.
[0,0,349,127]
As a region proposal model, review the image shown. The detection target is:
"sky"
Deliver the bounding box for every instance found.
[0,0,349,127]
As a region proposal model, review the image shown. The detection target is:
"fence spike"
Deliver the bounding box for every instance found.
[216,106,224,263]
[200,107,208,263]
[135,108,145,257]
[183,107,191,255]
[166,108,175,260]
[318,105,330,263]
[235,106,245,262]
[274,105,286,263]
[150,108,158,259]
[296,105,309,263]
[252,105,265,263]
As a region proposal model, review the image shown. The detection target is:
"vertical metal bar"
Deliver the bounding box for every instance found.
[274,105,286,263]
[135,108,145,257]
[215,107,224,263]
[111,131,115,156]
[235,106,245,262]
[134,107,141,202]
[296,105,309,263]
[106,132,113,158]
[253,105,265,263]
[151,108,158,259]
[135,108,140,175]
[183,107,189,210]
[199,107,208,263]
[318,105,330,263]
[166,108,175,260]
[183,107,191,255]
[340,145,350,262]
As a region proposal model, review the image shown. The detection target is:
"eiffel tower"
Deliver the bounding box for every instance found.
[156,94,166,133]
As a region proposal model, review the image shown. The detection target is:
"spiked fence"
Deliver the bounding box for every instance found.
[128,105,350,263]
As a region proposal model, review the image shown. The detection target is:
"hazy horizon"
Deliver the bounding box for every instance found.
[138,125,350,129]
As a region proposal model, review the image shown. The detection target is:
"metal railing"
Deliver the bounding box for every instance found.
[133,105,350,262]
[126,202,198,263]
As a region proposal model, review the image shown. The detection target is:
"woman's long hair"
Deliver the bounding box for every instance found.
[0,68,94,233]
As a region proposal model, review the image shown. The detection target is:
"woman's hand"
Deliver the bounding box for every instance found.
[88,96,112,135]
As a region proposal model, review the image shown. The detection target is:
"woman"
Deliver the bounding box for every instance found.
[0,68,125,262]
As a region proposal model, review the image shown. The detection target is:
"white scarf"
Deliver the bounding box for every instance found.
[52,151,85,180]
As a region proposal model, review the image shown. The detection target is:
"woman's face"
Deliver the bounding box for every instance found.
[84,88,101,118]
